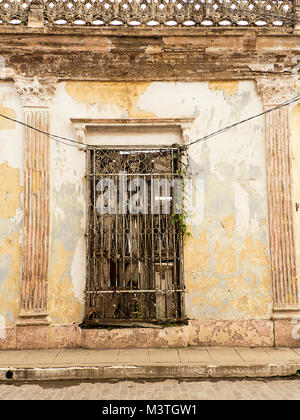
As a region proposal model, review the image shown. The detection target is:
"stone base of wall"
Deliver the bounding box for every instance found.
[0,319,299,350]
[274,320,300,347]
[188,320,275,347]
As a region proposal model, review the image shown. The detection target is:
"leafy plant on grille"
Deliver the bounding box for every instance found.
[172,145,192,239]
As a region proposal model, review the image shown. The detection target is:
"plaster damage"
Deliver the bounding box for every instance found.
[49,183,85,324]
[183,80,272,321]
[208,81,239,97]
[0,162,22,327]
[0,104,16,131]
[46,80,272,326]
[65,81,156,118]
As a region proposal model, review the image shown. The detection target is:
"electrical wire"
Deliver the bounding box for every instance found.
[0,93,299,150]
[0,111,87,148]
[183,94,300,149]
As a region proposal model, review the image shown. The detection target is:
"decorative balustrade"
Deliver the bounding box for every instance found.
[0,0,296,28]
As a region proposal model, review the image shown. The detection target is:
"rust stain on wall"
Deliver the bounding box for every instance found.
[209,81,239,96]
[65,81,156,118]
[0,105,16,130]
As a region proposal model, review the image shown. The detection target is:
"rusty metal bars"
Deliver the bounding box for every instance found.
[84,146,185,324]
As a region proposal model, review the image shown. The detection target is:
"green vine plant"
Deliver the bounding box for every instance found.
[172,145,192,240]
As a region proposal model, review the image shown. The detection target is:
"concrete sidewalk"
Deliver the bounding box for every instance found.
[0,347,300,381]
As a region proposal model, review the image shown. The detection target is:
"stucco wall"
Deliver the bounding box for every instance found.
[47,80,272,325]
[0,79,274,327]
[0,81,23,328]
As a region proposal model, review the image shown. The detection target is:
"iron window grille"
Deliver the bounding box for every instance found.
[84,146,185,325]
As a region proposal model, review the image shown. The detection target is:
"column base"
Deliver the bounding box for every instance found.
[16,311,50,326]
[272,308,300,347]
[272,306,300,320]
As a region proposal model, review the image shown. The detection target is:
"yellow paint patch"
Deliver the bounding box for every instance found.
[214,242,236,275]
[209,81,239,97]
[225,273,272,318]
[187,275,219,300]
[239,236,269,268]
[221,214,235,236]
[184,230,210,273]
[49,242,82,324]
[65,81,156,118]
[0,232,22,327]
[32,170,42,193]
[0,162,22,218]
[185,233,272,320]
[0,104,16,130]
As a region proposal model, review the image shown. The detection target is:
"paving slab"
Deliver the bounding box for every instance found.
[207,347,243,363]
[50,349,90,365]
[0,350,33,365]
[149,349,180,363]
[118,349,149,363]
[18,350,61,366]
[234,347,270,363]
[85,349,119,364]
[0,347,299,381]
[263,348,299,362]
[178,347,211,363]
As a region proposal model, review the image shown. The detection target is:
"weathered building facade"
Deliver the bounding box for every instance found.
[0,0,300,349]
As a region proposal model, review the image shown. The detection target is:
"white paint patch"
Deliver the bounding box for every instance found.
[0,81,24,172]
[186,178,205,226]
[233,181,249,235]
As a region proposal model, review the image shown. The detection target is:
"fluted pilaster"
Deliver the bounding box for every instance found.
[257,77,300,319]
[15,77,56,325]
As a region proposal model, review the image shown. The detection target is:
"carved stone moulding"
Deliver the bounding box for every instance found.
[14,76,57,108]
[0,0,295,28]
[256,76,298,108]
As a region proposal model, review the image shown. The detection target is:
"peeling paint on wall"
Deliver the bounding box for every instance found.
[0,117,23,327]
[65,81,156,118]
[0,232,21,327]
[183,91,271,320]
[50,80,272,324]
[221,214,236,237]
[49,182,85,324]
[0,162,22,218]
[0,104,16,131]
[209,81,239,97]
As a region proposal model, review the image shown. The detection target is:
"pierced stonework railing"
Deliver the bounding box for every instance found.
[0,0,296,27]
